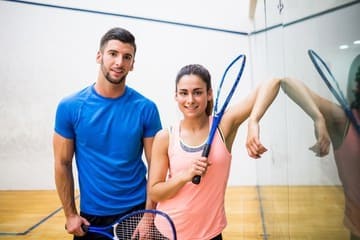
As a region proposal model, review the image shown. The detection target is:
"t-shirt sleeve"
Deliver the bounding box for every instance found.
[54,99,75,139]
[143,101,162,138]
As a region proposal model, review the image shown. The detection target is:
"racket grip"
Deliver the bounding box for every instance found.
[81,224,89,232]
[65,224,89,233]
[192,175,201,184]
[192,144,211,185]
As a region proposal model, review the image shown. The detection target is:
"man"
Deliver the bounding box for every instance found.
[53,27,162,239]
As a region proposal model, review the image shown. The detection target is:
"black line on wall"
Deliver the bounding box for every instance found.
[1,0,248,36]
[2,0,359,36]
[250,0,360,35]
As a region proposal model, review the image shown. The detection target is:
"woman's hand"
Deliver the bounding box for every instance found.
[246,121,268,159]
[309,117,331,157]
[183,156,211,182]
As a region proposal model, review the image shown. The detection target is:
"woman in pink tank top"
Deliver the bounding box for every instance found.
[247,74,360,239]
[148,64,268,240]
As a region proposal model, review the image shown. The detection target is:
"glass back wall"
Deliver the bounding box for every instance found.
[250,1,360,239]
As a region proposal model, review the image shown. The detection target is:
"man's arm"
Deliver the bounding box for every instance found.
[143,137,157,209]
[53,132,88,236]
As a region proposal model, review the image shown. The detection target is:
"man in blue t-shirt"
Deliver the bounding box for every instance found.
[53,27,162,239]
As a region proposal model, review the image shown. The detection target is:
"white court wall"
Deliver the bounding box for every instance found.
[0,0,359,189]
[0,1,253,189]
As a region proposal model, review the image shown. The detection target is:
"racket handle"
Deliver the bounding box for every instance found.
[81,224,89,232]
[65,224,89,233]
[192,175,201,184]
[192,144,211,185]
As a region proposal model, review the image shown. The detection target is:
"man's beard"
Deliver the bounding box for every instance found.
[101,65,126,85]
[105,72,126,85]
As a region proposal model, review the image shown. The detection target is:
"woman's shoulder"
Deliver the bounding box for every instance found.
[155,128,171,141]
[157,128,170,135]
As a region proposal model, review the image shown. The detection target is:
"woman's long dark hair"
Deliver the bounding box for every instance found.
[350,65,360,110]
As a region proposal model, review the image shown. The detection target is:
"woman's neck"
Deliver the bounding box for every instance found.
[180,115,210,146]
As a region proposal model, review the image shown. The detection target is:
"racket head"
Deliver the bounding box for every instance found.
[214,54,246,116]
[114,209,177,240]
[308,49,360,134]
[308,49,349,109]
[208,54,246,146]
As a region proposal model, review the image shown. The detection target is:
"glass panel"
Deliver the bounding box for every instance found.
[250,0,290,239]
[250,1,360,239]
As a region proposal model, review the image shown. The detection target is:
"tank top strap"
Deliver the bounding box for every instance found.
[167,122,180,157]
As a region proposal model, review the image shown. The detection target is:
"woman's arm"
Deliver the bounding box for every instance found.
[148,129,207,202]
[245,78,281,158]
[220,85,262,153]
[246,77,332,158]
[281,77,346,149]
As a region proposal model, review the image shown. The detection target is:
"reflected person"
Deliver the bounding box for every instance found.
[246,73,360,239]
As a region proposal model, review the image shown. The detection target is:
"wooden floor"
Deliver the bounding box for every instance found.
[0,186,350,240]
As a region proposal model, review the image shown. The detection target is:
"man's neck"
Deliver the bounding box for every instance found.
[94,78,126,99]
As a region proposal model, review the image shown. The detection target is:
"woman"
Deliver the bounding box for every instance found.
[148,64,267,239]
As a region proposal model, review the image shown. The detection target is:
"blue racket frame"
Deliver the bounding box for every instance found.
[83,209,177,240]
[308,49,360,134]
[192,54,246,184]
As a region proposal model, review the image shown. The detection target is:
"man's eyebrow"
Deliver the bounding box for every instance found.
[107,49,118,53]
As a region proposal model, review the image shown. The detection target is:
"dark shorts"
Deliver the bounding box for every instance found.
[74,202,145,240]
[352,232,360,240]
[211,233,223,240]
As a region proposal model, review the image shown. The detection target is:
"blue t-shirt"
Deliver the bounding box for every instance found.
[54,85,162,215]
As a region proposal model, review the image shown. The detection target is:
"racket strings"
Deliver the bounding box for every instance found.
[214,55,245,115]
[309,50,349,108]
[114,212,171,240]
[308,49,360,134]
[323,64,349,107]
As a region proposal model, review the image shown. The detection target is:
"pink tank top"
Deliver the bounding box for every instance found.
[156,119,232,239]
[334,110,360,236]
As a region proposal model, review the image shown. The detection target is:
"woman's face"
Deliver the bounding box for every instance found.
[175,74,212,118]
